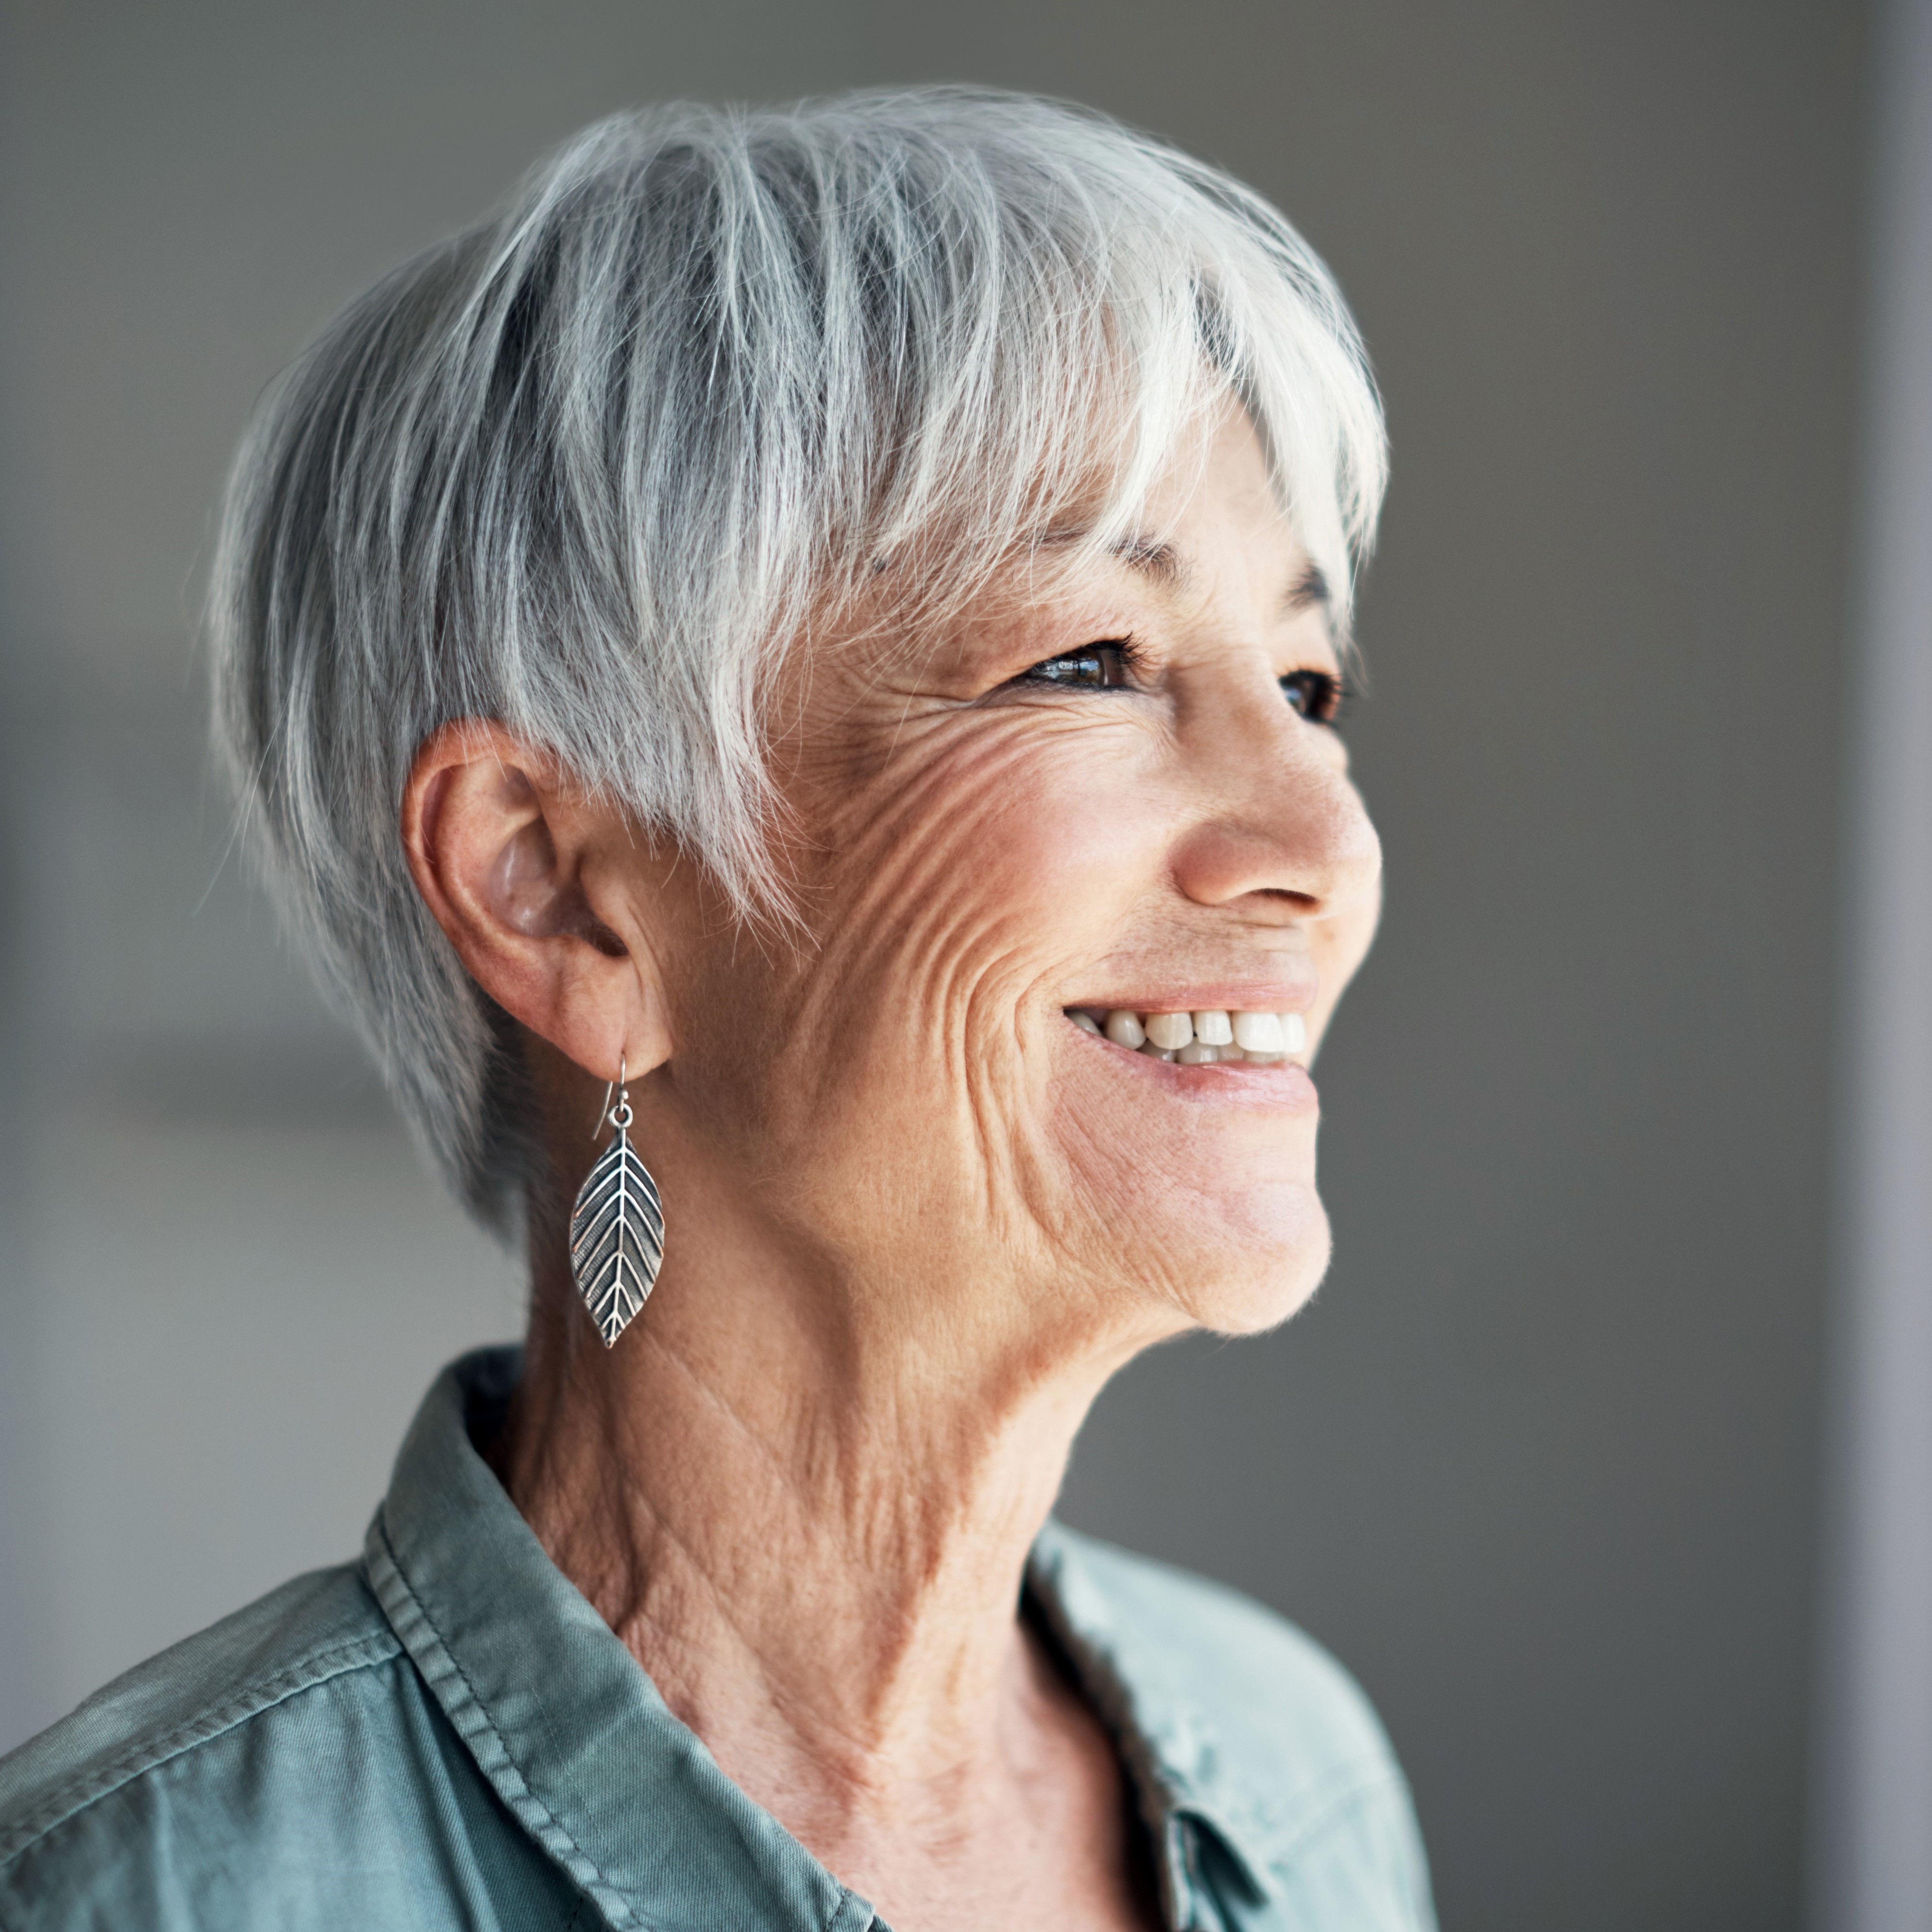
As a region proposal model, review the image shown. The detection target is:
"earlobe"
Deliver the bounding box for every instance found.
[400,721,666,1085]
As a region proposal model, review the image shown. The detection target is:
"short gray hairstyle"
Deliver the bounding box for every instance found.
[209,87,1386,1235]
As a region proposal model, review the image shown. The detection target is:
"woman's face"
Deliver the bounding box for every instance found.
[646,408,1381,1350]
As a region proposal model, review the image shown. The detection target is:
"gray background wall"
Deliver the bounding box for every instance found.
[0,5,1873,1929]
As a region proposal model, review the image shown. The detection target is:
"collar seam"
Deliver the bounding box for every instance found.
[365,1516,654,1932]
[1153,1712,1407,1881]
[1250,1756,1410,1874]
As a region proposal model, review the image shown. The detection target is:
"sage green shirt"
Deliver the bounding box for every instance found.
[0,1348,1434,1931]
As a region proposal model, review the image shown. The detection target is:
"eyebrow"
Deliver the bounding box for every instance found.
[1117,538,1331,626]
[1109,532,1186,588]
[1284,561,1330,615]
[1041,527,1329,619]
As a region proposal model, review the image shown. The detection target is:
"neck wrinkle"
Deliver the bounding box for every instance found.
[499,1241,1155,1833]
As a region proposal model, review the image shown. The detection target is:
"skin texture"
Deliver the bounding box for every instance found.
[401,408,1382,1932]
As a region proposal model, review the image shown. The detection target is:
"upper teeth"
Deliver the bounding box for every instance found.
[1071,1007,1308,1061]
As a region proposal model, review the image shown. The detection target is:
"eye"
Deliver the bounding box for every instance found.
[1281,667,1348,725]
[1012,641,1139,691]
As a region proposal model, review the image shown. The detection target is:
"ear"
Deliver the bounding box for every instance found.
[400,721,672,1085]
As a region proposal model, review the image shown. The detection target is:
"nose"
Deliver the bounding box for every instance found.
[1167,675,1382,925]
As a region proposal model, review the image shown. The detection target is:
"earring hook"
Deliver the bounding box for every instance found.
[593,1054,628,1139]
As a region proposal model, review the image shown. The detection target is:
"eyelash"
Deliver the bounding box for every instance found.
[1280,668,1350,726]
[1013,643,1351,725]
[1011,638,1148,692]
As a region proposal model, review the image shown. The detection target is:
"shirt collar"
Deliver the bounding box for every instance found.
[366,1347,877,1932]
[1028,1526,1280,1922]
[367,1348,1273,1932]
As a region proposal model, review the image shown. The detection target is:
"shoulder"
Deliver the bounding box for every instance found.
[0,1564,460,1930]
[1035,1524,1435,1925]
[0,1563,399,1853]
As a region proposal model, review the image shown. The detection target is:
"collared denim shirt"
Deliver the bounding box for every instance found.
[0,1349,1434,1931]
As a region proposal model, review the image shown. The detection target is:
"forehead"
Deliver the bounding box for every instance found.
[1018,410,1323,612]
[809,407,1332,690]
[1121,401,1314,562]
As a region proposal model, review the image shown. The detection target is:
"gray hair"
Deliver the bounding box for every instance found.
[208,87,1386,1235]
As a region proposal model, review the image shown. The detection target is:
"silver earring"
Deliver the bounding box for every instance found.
[569,1057,665,1347]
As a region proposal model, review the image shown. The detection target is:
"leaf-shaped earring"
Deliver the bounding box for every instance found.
[569,1058,664,1347]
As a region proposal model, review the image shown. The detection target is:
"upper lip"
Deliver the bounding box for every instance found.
[1065,979,1319,1015]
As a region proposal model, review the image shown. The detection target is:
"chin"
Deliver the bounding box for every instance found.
[1133,1182,1335,1337]
[1193,1238,1333,1337]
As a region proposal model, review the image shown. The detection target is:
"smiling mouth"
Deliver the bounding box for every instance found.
[1063,1006,1308,1064]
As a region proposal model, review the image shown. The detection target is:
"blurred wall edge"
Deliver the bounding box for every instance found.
[1812,0,1932,1927]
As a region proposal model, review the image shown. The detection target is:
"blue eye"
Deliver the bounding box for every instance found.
[1016,642,1137,690]
[1282,668,1347,724]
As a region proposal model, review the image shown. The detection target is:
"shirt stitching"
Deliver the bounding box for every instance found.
[1214,1744,1404,1846]
[0,1630,402,1872]
[365,1519,649,1932]
[1261,1757,1410,1875]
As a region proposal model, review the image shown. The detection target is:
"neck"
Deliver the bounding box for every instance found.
[495,1169,1163,1836]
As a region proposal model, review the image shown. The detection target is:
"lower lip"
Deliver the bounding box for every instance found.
[1068,1023,1318,1112]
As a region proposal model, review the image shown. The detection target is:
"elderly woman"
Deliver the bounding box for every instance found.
[0,89,1431,1932]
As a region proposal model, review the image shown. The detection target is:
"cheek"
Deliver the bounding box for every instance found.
[811,712,1169,1015]
[669,718,1170,1197]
